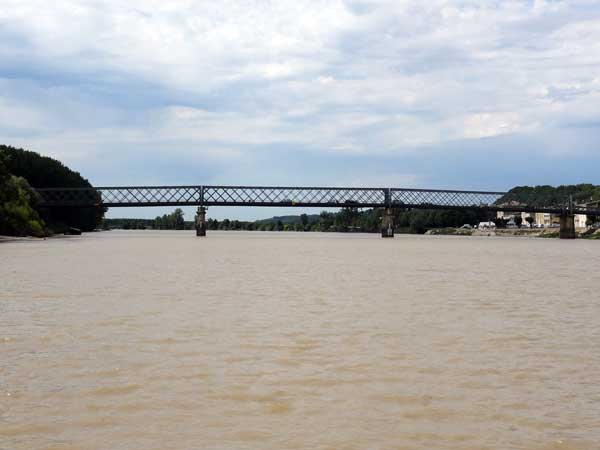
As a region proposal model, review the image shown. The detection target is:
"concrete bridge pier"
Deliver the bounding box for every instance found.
[381,208,394,238]
[195,206,207,237]
[559,213,576,239]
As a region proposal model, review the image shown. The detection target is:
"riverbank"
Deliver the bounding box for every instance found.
[4,228,600,241]
[0,235,47,243]
[425,227,600,239]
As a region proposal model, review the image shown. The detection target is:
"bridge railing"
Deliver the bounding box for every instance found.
[33,185,600,216]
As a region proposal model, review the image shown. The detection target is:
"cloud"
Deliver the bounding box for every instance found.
[0,0,599,193]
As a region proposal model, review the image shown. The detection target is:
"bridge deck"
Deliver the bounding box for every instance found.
[34,185,599,215]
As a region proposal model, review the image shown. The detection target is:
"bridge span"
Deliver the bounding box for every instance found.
[34,185,600,239]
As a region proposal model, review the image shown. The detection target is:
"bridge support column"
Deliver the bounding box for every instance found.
[559,214,576,239]
[381,208,394,238]
[195,207,207,237]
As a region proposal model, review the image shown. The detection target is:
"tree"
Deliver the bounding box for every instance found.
[408,210,428,234]
[173,208,185,230]
[525,216,534,228]
[514,216,523,228]
[153,215,163,229]
[300,214,309,230]
[493,217,508,229]
[0,155,46,236]
[498,184,600,209]
[1,145,105,232]
[318,211,334,231]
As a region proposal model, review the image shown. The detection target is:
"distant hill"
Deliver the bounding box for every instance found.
[255,214,320,225]
[497,184,600,207]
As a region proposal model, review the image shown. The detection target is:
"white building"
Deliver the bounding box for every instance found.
[575,214,587,228]
[478,221,496,229]
[497,199,598,229]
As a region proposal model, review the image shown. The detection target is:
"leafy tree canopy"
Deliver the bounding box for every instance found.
[0,153,46,236]
[0,145,105,232]
[498,184,600,207]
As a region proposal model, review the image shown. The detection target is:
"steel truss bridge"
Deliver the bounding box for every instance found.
[34,185,599,216]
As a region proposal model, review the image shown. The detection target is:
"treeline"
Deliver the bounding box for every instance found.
[499,184,600,206]
[0,154,45,236]
[105,207,490,234]
[0,145,105,235]
[104,209,190,230]
[247,208,489,234]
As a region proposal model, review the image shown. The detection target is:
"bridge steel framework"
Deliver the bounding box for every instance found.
[34,185,600,239]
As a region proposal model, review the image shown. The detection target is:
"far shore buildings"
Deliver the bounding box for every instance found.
[496,199,599,228]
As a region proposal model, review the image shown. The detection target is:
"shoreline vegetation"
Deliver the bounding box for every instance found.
[1,144,599,240]
[4,227,600,243]
[1,145,104,237]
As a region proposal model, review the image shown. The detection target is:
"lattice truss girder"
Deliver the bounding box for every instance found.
[35,186,386,206]
[203,187,384,205]
[390,189,504,208]
[35,187,201,205]
[34,186,600,215]
[101,187,199,204]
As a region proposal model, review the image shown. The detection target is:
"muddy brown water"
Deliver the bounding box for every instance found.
[1,231,600,449]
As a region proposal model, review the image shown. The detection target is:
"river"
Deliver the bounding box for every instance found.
[2,231,600,449]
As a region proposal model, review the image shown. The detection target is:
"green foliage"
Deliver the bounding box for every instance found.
[250,208,487,233]
[0,145,105,232]
[580,230,600,240]
[494,217,508,229]
[539,231,559,238]
[104,209,189,230]
[498,184,600,207]
[103,206,489,235]
[0,156,46,236]
[514,216,523,228]
[255,214,320,226]
[394,208,486,234]
[104,218,152,230]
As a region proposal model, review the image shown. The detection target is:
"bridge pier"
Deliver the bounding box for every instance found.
[559,213,576,239]
[195,206,207,237]
[381,208,394,238]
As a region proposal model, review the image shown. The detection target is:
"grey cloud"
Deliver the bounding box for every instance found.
[0,0,599,191]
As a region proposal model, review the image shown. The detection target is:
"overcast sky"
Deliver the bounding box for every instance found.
[1,0,600,219]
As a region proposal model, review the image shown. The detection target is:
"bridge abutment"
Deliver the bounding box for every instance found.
[559,214,576,239]
[381,208,394,238]
[195,207,207,237]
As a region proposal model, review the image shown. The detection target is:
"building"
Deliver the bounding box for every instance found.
[574,199,600,228]
[497,199,599,228]
[575,214,587,228]
[478,221,496,229]
[497,211,544,226]
[534,212,551,227]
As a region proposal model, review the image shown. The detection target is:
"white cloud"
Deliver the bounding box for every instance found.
[463,112,524,139]
[1,0,600,170]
